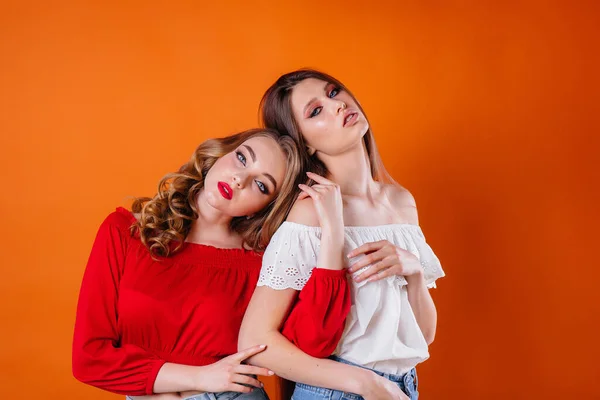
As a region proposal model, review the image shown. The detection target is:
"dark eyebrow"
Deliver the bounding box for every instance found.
[303,82,331,115]
[242,145,256,162]
[243,144,278,190]
[264,173,277,191]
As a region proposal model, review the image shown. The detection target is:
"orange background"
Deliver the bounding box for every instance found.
[1,1,599,398]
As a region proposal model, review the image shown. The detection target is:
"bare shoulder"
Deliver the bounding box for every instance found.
[381,183,419,225]
[383,184,417,207]
[286,198,320,227]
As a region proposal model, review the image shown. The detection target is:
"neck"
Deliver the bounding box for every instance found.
[318,140,379,197]
[186,190,238,246]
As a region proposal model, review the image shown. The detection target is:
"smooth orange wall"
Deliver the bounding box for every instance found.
[1,1,598,398]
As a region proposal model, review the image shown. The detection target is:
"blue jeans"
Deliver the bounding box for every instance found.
[292,356,418,400]
[180,387,269,400]
[127,387,268,400]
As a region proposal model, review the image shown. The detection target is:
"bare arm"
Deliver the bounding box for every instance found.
[238,176,409,399]
[351,185,439,344]
[151,346,272,394]
[406,272,437,344]
[399,189,438,344]
[238,192,378,395]
[238,285,377,395]
[152,364,202,393]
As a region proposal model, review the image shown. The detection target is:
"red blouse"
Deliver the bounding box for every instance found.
[72,208,350,395]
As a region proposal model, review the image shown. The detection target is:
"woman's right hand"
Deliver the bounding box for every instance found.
[298,172,344,233]
[361,372,410,400]
[193,345,274,393]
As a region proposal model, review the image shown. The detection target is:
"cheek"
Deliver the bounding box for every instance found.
[221,156,236,170]
[314,118,331,131]
[301,119,330,142]
[237,190,269,212]
[208,158,229,179]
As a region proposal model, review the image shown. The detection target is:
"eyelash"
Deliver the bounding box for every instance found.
[235,151,269,195]
[256,181,268,194]
[236,151,246,166]
[309,86,341,118]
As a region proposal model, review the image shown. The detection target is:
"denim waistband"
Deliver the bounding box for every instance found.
[329,355,417,388]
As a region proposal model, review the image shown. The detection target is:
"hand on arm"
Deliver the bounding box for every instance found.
[346,185,438,345]
[238,286,408,399]
[152,345,273,394]
[73,211,273,396]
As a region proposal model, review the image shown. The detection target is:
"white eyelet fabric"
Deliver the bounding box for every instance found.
[258,221,445,374]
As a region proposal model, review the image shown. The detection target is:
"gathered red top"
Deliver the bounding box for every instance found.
[72,208,350,396]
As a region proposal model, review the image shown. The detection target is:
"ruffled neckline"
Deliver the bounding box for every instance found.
[115,207,262,265]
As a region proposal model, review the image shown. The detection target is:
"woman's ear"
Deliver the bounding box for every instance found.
[307,146,316,156]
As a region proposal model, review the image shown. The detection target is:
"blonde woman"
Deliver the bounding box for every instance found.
[73,129,305,400]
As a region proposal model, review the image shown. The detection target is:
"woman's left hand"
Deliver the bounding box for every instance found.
[347,240,423,283]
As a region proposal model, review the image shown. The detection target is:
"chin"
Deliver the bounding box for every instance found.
[350,123,369,142]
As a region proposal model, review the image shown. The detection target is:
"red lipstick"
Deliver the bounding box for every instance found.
[218,182,233,200]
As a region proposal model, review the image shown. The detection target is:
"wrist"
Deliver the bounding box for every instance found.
[349,368,378,395]
[153,363,204,393]
[320,226,344,247]
[316,241,345,271]
[190,365,207,391]
[406,269,425,285]
[321,220,344,235]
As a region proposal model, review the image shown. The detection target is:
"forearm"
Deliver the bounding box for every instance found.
[406,272,437,344]
[316,228,345,270]
[240,329,373,394]
[152,363,202,394]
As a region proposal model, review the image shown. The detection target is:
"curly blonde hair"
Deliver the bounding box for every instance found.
[131,128,302,257]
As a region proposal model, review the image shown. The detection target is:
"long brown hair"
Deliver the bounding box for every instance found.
[259,69,394,184]
[131,128,301,257]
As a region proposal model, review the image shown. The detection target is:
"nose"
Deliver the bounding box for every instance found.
[335,100,347,114]
[232,173,248,189]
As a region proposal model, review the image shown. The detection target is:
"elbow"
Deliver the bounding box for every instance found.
[237,323,266,352]
[237,324,277,368]
[72,343,101,388]
[72,351,90,385]
[424,328,436,346]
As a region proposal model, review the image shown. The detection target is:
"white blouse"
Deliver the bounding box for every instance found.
[258,221,445,375]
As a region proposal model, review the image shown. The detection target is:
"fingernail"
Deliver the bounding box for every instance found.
[260,344,266,349]
[268,370,275,375]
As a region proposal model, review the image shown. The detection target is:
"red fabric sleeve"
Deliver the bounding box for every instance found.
[281,268,351,358]
[72,210,166,395]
